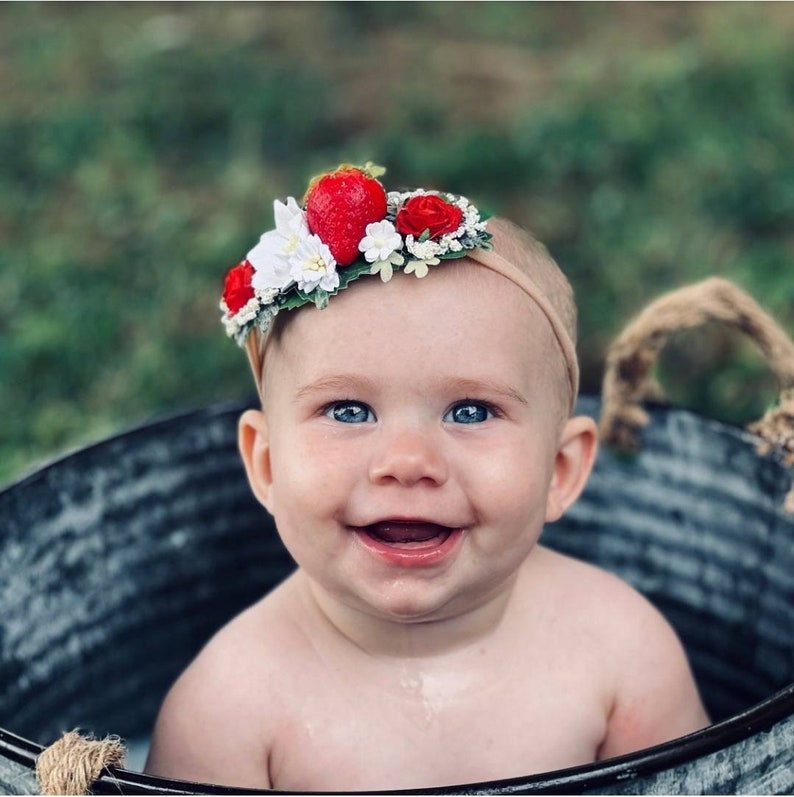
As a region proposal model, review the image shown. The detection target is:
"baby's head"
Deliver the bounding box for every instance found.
[222,165,596,624]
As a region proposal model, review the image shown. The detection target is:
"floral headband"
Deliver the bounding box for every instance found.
[220,163,580,406]
[220,163,492,345]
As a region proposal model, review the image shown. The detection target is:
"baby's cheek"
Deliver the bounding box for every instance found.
[470,440,547,493]
[272,436,347,505]
[468,455,551,531]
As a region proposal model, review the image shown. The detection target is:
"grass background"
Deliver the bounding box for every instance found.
[2,2,794,485]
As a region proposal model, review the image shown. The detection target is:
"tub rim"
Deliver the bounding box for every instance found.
[1,683,792,794]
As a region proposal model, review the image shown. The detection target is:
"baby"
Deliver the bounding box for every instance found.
[145,165,709,791]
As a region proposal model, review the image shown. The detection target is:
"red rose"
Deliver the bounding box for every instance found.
[395,194,464,240]
[222,260,255,314]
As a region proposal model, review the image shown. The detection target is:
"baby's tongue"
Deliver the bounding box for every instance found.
[367,521,451,546]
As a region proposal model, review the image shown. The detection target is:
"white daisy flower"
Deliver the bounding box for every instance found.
[288,234,339,293]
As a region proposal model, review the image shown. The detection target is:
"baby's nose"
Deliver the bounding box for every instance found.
[368,426,448,487]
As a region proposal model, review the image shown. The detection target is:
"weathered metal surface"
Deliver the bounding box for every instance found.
[0,397,792,794]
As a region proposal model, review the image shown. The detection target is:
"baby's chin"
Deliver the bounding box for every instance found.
[345,539,478,621]
[323,568,516,635]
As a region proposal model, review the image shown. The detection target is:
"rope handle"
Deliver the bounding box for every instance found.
[599,277,794,513]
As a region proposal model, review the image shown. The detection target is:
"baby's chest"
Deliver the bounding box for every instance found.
[267,677,606,791]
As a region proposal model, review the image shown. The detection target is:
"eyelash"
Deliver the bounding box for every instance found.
[322,400,376,424]
[444,399,502,424]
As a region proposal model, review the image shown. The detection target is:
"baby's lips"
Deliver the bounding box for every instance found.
[351,519,466,565]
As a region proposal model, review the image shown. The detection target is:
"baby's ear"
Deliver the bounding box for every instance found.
[545,415,598,523]
[238,409,274,512]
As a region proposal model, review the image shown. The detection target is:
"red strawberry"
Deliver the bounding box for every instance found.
[304,166,387,266]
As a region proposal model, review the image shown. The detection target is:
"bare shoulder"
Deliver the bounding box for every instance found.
[533,547,710,757]
[145,577,307,788]
[533,545,663,630]
[535,545,681,638]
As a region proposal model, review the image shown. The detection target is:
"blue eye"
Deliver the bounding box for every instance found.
[444,402,494,424]
[325,402,376,424]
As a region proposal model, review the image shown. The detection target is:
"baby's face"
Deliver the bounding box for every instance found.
[259,261,567,624]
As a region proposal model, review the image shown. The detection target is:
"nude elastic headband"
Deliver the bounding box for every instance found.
[466,246,580,409]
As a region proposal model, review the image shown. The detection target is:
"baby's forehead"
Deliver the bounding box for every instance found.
[263,260,570,416]
[270,261,556,373]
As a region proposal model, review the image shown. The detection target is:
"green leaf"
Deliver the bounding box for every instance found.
[362,161,387,179]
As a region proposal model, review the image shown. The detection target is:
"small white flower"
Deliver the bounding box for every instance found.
[386,191,403,214]
[255,286,280,305]
[221,294,262,339]
[359,220,402,263]
[436,232,465,255]
[236,296,261,324]
[221,310,239,338]
[289,234,339,293]
[405,235,441,261]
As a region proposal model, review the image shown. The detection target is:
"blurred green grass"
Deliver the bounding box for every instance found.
[2,2,794,484]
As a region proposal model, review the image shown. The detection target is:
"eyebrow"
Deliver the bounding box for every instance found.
[442,377,529,406]
[294,374,379,402]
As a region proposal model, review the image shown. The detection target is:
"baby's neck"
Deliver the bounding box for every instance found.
[293,571,520,659]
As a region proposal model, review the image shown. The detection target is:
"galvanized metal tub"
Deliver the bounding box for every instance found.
[0,395,792,794]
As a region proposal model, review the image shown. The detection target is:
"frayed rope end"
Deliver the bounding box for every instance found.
[36,730,126,795]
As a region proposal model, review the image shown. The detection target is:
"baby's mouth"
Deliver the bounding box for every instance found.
[363,521,454,549]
